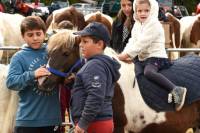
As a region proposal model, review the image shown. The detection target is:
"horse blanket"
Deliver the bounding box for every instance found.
[137,54,200,112]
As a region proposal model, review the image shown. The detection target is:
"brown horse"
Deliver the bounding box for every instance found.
[46,6,87,32]
[38,30,200,133]
[84,11,113,35]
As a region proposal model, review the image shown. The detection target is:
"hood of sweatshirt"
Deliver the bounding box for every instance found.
[133,0,159,24]
[88,54,121,82]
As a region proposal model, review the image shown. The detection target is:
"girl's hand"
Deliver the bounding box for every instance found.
[118,54,132,64]
[34,66,51,78]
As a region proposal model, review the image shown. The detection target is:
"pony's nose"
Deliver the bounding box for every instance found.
[38,76,48,86]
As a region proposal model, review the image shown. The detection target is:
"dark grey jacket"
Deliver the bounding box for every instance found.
[71,54,121,130]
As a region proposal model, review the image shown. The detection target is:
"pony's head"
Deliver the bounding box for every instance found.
[38,30,81,91]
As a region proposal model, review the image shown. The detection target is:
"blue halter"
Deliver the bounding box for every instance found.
[47,59,84,78]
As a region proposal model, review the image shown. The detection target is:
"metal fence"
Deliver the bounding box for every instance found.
[1,47,200,64]
[166,48,200,52]
[0,46,21,64]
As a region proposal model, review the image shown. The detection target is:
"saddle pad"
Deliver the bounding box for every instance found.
[137,54,200,112]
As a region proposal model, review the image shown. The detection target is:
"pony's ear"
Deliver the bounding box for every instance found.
[75,36,81,46]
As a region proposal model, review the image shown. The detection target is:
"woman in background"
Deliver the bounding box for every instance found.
[110,0,134,53]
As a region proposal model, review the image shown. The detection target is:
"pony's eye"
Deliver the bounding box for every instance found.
[63,51,70,56]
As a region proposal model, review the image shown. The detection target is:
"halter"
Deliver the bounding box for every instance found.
[47,59,84,78]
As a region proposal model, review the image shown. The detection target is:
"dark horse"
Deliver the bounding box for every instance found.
[38,30,200,133]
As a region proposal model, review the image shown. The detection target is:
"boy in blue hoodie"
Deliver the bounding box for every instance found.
[6,16,61,133]
[73,22,121,133]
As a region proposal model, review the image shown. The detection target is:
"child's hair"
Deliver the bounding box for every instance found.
[20,16,46,36]
[90,35,107,50]
[136,0,151,7]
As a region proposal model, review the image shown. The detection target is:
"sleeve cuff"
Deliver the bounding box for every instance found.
[78,118,90,131]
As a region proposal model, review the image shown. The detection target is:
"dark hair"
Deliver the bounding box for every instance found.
[117,0,134,31]
[20,16,46,36]
[90,35,106,50]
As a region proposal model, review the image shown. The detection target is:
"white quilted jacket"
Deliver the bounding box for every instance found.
[122,0,168,61]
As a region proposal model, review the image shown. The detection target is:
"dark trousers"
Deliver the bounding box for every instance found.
[14,126,60,133]
[135,57,175,92]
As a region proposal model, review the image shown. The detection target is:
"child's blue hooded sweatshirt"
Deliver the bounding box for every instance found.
[6,44,61,127]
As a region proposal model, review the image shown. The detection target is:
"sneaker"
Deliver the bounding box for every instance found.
[171,86,187,111]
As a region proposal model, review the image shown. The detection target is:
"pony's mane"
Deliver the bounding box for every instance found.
[47,29,76,53]
[104,47,131,66]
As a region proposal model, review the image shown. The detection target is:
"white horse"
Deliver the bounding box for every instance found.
[0,13,25,59]
[0,64,18,133]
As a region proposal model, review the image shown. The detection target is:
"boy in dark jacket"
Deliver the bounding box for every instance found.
[73,22,121,133]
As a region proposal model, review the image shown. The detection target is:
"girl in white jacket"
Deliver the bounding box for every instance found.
[118,0,187,111]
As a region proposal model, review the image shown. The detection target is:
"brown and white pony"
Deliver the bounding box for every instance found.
[45,6,87,32]
[180,14,200,56]
[84,11,113,35]
[165,12,181,49]
[163,12,181,59]
[38,30,200,133]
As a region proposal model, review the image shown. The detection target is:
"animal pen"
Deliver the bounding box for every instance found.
[0,21,200,133]
[1,21,200,64]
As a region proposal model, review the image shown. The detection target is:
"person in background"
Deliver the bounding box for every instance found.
[118,0,187,111]
[6,16,61,133]
[72,22,121,133]
[158,6,167,22]
[110,0,134,53]
[196,2,200,14]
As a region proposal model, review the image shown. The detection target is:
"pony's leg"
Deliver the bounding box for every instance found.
[113,84,127,133]
[113,126,125,133]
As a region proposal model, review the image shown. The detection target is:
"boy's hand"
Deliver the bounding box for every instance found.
[34,66,51,78]
[74,125,85,133]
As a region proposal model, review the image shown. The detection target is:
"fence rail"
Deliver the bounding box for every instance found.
[0,46,21,64]
[0,46,21,50]
[1,47,200,52]
[1,47,200,64]
[166,48,200,52]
